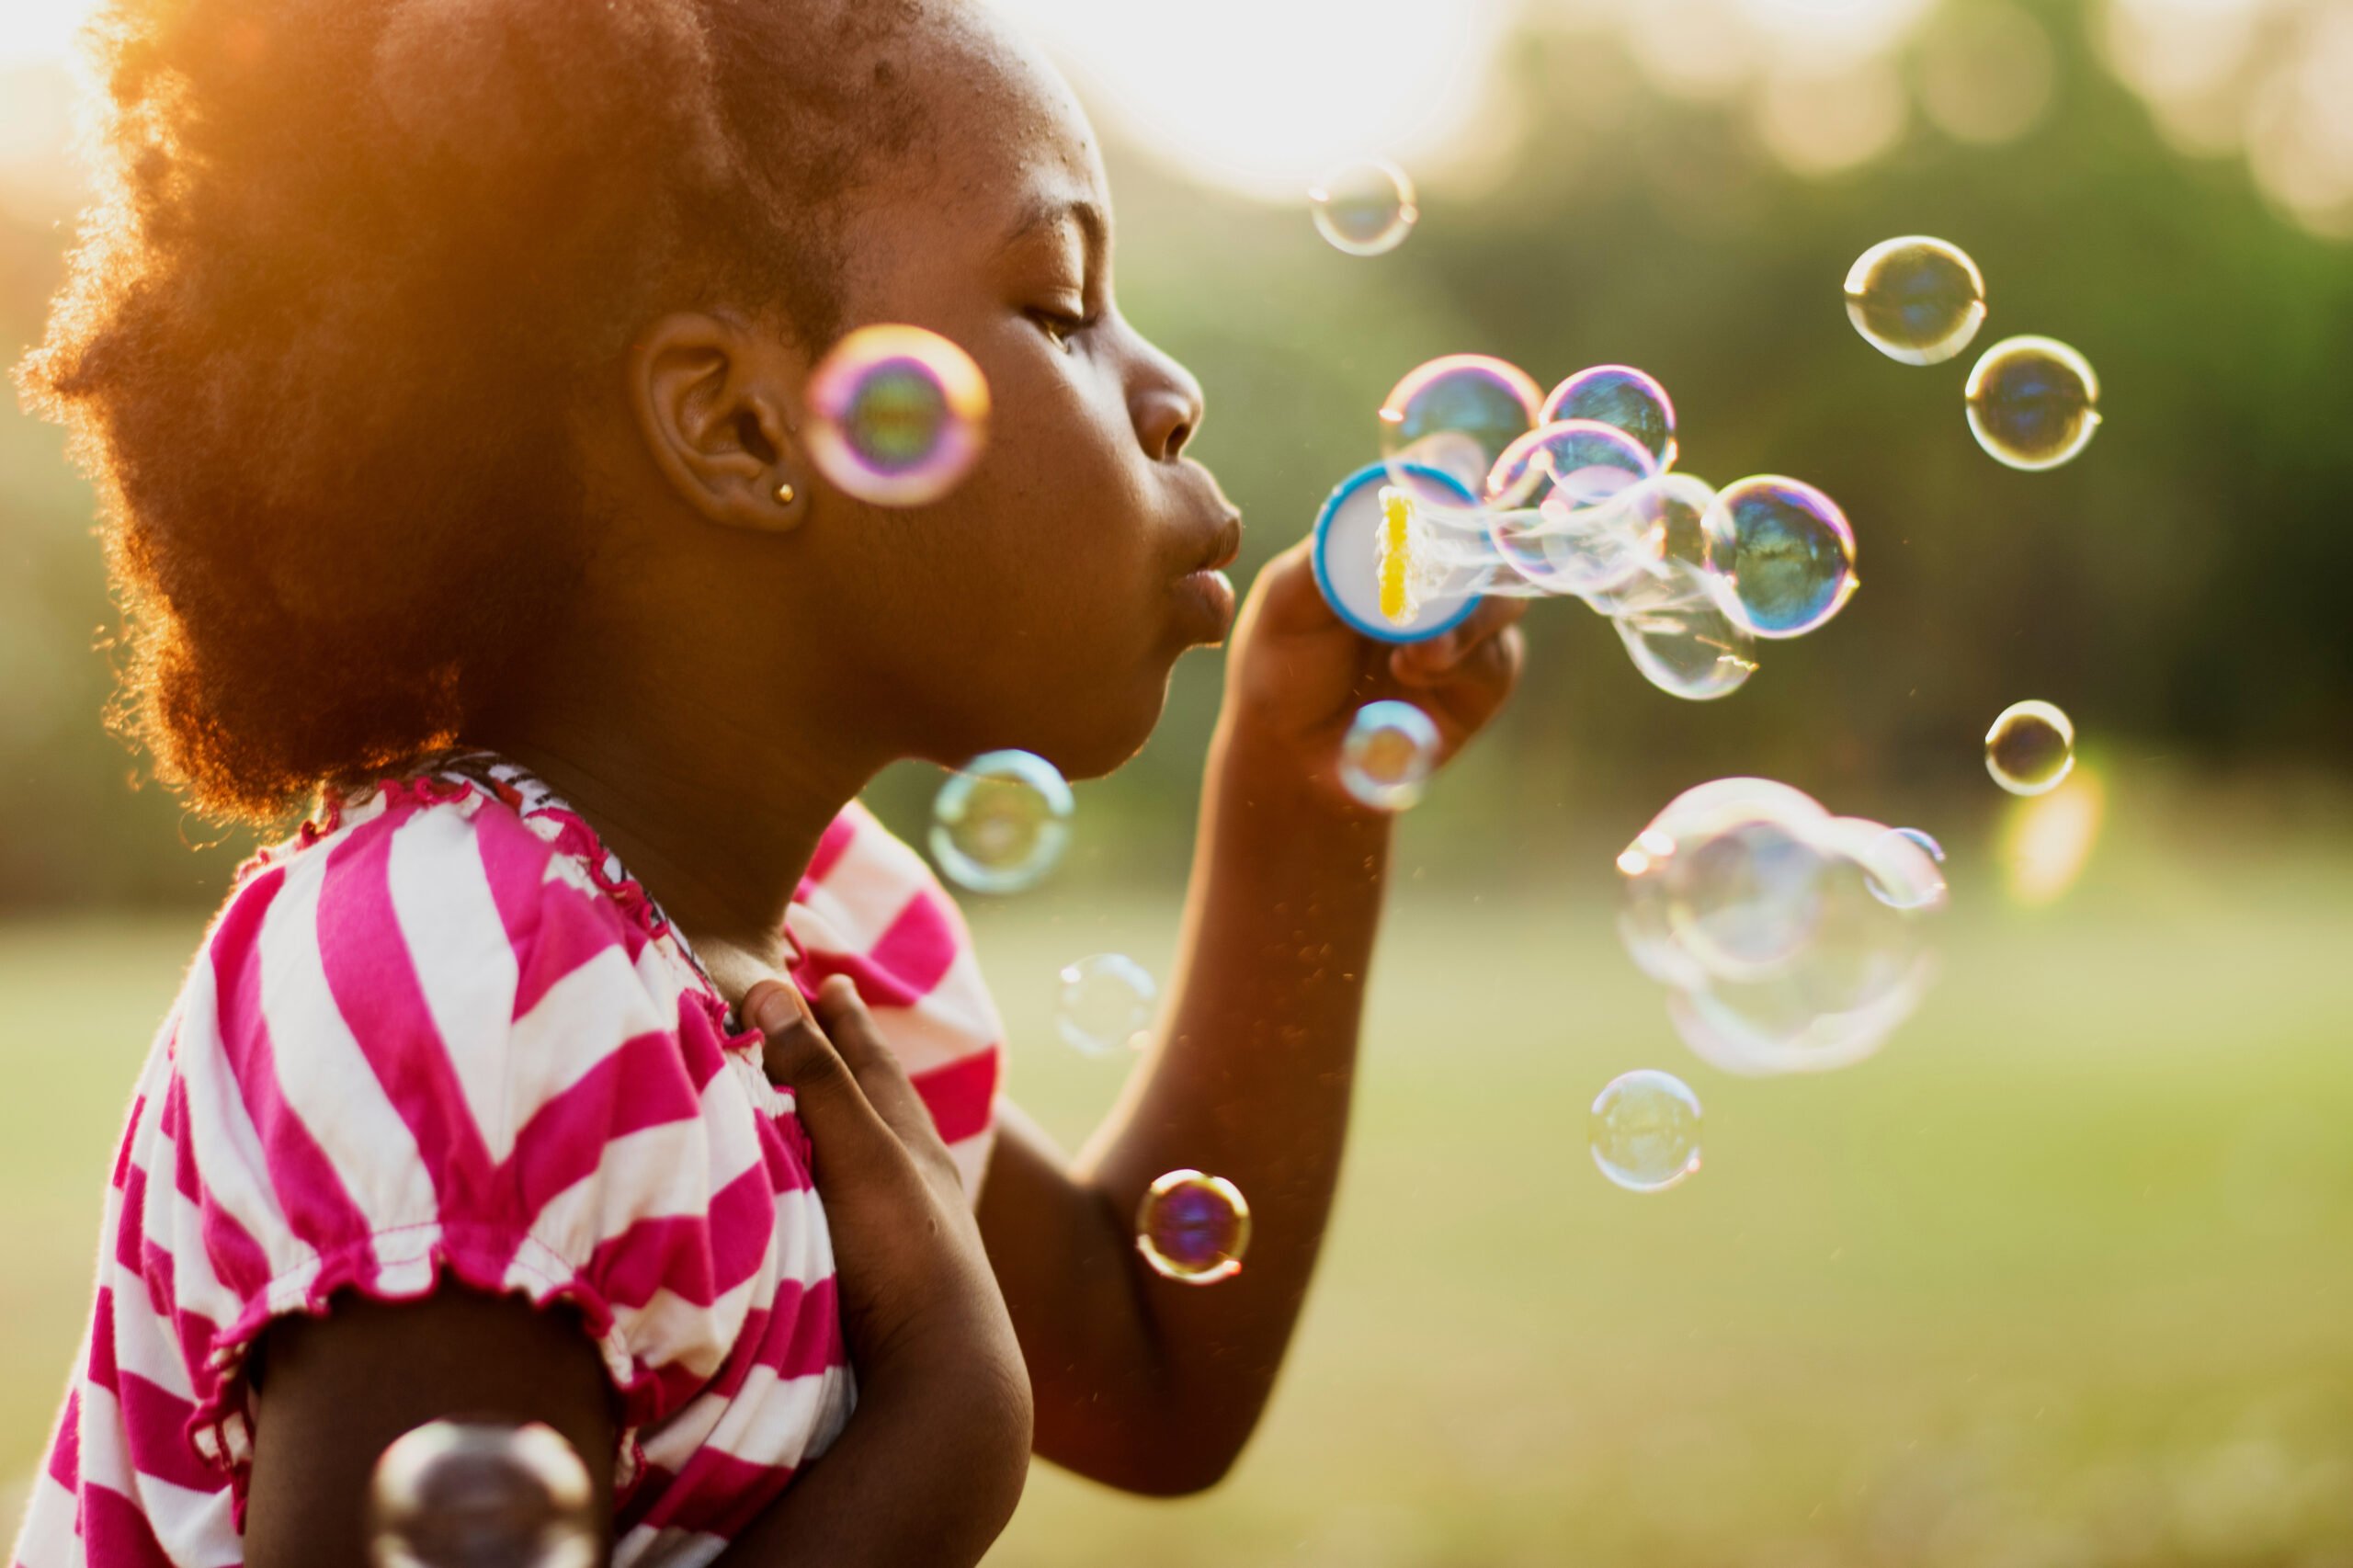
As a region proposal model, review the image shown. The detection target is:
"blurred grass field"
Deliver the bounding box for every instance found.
[6,796,2352,1565]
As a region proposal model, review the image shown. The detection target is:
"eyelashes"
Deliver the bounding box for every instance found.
[1027,307,1094,352]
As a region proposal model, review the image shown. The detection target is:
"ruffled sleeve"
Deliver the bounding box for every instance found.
[162,778,793,1522]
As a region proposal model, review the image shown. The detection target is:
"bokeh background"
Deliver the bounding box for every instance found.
[4,0,2352,1562]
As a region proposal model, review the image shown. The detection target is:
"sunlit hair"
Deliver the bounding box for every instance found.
[15,0,927,824]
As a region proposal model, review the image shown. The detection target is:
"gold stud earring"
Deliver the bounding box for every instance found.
[774,481,797,506]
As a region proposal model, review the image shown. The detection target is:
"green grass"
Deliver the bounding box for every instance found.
[6,817,2352,1564]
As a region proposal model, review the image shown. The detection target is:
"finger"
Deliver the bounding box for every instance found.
[745,979,894,1163]
[810,975,952,1161]
[1389,596,1529,679]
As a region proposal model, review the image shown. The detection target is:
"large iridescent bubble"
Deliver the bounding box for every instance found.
[1540,364,1678,471]
[804,324,990,507]
[1700,476,1859,638]
[1618,779,1946,1075]
[1378,354,1542,494]
[1484,419,1662,596]
[1607,558,1758,702]
[1844,236,1988,366]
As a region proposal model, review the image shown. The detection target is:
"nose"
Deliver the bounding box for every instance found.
[1131,341,1206,463]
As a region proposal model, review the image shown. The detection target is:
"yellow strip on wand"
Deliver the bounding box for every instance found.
[1378,486,1413,623]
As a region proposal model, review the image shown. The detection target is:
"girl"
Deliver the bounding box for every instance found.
[9,0,1526,1562]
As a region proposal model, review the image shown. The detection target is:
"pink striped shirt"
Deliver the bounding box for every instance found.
[11,751,1006,1567]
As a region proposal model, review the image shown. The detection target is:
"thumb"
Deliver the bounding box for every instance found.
[745,979,892,1167]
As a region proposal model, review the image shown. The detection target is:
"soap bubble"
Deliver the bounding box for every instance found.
[1540,365,1678,470]
[929,750,1074,894]
[1484,419,1662,596]
[1867,828,1948,910]
[1618,780,1945,1074]
[369,1420,596,1568]
[804,324,990,507]
[1135,1169,1252,1285]
[1984,699,2075,795]
[1608,559,1759,702]
[1310,158,1419,256]
[1056,953,1156,1057]
[1379,354,1541,493]
[1844,236,1989,366]
[1339,699,1441,811]
[1589,1069,1704,1193]
[1487,417,1659,511]
[1701,476,1858,638]
[1965,335,2100,471]
[1631,472,1719,569]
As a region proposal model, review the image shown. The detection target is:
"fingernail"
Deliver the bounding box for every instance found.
[751,985,800,1034]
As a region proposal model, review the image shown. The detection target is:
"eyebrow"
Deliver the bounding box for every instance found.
[999,194,1109,267]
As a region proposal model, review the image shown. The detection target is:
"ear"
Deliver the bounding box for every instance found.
[628,312,809,533]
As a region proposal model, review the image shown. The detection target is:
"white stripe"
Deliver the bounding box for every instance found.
[101,1257,198,1403]
[68,1381,131,1502]
[615,1524,728,1568]
[9,1468,82,1568]
[173,946,317,1290]
[148,1151,240,1355]
[696,1362,853,1473]
[135,1474,238,1566]
[386,805,521,1162]
[256,844,436,1229]
[507,943,666,1136]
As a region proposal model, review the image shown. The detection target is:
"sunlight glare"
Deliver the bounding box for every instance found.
[985,0,1518,200]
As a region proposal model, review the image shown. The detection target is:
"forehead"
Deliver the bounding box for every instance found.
[849,9,1108,265]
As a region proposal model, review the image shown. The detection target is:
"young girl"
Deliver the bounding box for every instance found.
[10,0,1525,1563]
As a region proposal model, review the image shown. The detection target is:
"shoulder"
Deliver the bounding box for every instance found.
[794,801,1005,1196]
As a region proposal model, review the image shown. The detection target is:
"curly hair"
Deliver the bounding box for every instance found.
[16,0,931,825]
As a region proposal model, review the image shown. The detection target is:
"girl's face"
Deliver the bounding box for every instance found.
[775,14,1241,781]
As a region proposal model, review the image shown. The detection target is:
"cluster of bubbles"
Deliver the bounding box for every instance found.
[1313,352,1859,717]
[804,324,991,507]
[927,754,1253,1282]
[1844,236,2102,471]
[369,1419,597,1568]
[1616,778,1950,1078]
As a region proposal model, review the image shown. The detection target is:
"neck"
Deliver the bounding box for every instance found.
[476,669,889,971]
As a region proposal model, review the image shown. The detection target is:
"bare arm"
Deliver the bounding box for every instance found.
[976,540,1525,1494]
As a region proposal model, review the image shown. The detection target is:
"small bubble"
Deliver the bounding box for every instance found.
[1339,700,1441,812]
[1590,1070,1704,1193]
[1965,335,2100,471]
[1844,235,1988,366]
[1135,1169,1252,1284]
[369,1421,596,1568]
[1984,699,2075,795]
[1309,158,1419,256]
[929,750,1073,893]
[1055,953,1156,1057]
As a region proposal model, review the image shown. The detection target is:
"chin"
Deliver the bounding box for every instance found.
[1033,672,1176,783]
